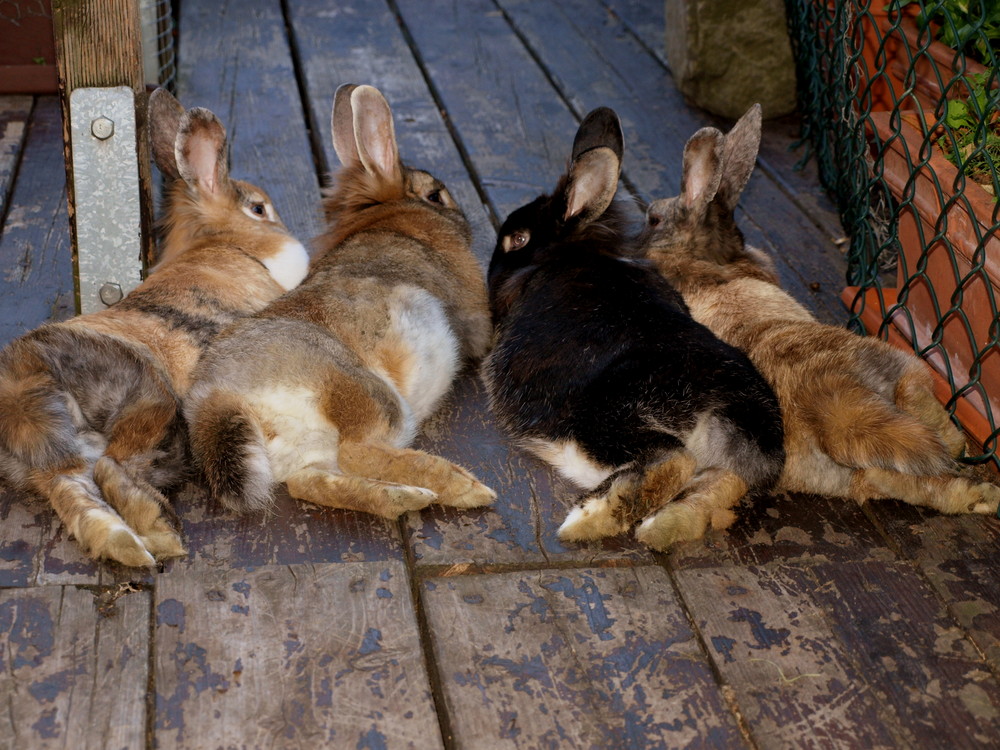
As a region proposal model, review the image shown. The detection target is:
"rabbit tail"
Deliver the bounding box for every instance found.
[810,384,953,476]
[190,393,275,513]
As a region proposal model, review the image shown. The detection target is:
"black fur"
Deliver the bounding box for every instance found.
[483,109,785,507]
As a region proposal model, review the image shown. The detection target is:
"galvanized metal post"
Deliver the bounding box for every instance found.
[52,0,153,315]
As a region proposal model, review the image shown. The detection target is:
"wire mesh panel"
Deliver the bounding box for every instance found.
[787,0,1000,467]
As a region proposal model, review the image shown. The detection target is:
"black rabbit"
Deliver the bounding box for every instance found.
[482,107,785,550]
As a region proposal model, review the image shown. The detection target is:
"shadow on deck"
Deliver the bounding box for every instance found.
[1,1,999,748]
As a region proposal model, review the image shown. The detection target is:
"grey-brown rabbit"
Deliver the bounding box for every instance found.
[185,84,495,518]
[638,104,1000,517]
[0,89,310,566]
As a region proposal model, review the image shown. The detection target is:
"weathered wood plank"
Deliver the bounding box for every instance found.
[422,566,747,749]
[0,585,150,749]
[154,561,443,749]
[676,564,912,749]
[0,95,32,222]
[808,559,1000,746]
[677,562,1000,748]
[667,490,894,571]
[0,96,73,346]
[393,0,586,220]
[287,0,495,263]
[166,483,404,570]
[494,0,846,322]
[175,0,321,244]
[864,500,1000,673]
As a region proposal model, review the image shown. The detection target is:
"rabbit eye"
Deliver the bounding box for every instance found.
[647,213,662,228]
[426,190,444,205]
[505,230,530,252]
[250,203,266,217]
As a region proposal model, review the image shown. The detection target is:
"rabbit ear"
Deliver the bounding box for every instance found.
[331,83,360,166]
[350,85,401,183]
[564,146,620,223]
[175,107,229,197]
[572,107,623,163]
[717,103,761,212]
[680,128,724,222]
[149,87,185,179]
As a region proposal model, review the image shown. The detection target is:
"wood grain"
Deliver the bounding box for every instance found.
[677,562,1000,748]
[0,584,150,750]
[0,96,73,346]
[423,565,748,749]
[0,95,32,223]
[154,561,442,749]
[175,0,322,244]
[166,483,404,571]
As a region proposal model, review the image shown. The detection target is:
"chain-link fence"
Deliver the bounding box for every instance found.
[786,0,1000,467]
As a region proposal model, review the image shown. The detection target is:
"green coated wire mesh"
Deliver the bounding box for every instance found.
[786,0,1000,468]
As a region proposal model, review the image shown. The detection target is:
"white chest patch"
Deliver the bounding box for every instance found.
[263,239,310,291]
[522,438,615,490]
[388,286,460,422]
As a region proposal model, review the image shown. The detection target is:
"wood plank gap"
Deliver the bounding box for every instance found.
[385,0,501,228]
[414,556,661,581]
[399,517,458,750]
[145,578,157,750]
[656,556,762,750]
[488,0,651,213]
[277,0,331,180]
[0,96,34,231]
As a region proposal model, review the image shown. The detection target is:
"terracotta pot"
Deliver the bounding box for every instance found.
[857,5,987,112]
[869,110,1000,424]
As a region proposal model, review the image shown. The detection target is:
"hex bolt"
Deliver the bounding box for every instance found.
[99,282,123,306]
[91,116,115,140]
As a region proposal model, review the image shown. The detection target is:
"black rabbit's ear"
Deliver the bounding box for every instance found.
[149,88,186,179]
[331,83,361,166]
[572,107,623,163]
[717,103,761,212]
[564,146,620,223]
[680,128,724,223]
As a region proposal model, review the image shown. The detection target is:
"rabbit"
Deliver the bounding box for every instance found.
[183,84,495,519]
[0,88,310,567]
[481,106,786,551]
[639,103,1000,516]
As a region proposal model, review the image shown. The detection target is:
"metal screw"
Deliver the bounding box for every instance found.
[99,282,123,306]
[91,117,115,140]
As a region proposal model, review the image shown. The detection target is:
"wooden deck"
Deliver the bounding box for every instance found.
[2,0,999,747]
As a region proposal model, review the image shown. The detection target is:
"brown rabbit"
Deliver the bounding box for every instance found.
[184,84,495,518]
[632,104,999,521]
[0,89,310,567]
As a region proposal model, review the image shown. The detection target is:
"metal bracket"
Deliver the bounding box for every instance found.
[69,86,143,314]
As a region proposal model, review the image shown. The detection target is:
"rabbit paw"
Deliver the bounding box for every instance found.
[557,494,630,542]
[384,484,438,517]
[140,527,187,561]
[102,526,157,567]
[634,503,709,551]
[966,482,1000,515]
[438,478,497,509]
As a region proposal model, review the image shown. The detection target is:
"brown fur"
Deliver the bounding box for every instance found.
[641,106,1000,517]
[0,89,305,566]
[184,84,495,518]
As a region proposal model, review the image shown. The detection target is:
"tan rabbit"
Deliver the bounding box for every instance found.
[184,84,495,518]
[0,89,310,567]
[627,104,999,523]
